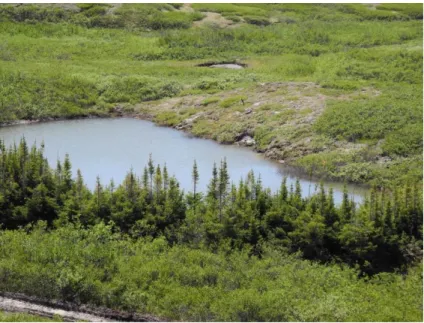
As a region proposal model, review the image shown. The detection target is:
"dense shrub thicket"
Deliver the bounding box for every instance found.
[1,224,422,322]
[0,139,422,275]
[0,139,422,321]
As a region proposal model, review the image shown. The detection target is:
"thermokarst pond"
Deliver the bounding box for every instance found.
[0,118,367,204]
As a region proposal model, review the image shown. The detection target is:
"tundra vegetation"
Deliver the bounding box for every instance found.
[0,139,422,321]
[0,3,422,322]
[0,3,422,186]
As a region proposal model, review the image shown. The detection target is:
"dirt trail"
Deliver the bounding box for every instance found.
[0,293,163,322]
[180,3,194,13]
[0,296,113,322]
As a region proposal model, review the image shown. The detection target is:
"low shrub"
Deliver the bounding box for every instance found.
[244,16,271,26]
[382,124,423,157]
[0,223,421,321]
[154,111,182,126]
[224,15,241,23]
[219,95,247,108]
[168,3,184,10]
[315,89,422,142]
[253,126,275,150]
[98,77,181,104]
[201,97,220,106]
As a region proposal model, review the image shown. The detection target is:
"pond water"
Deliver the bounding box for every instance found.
[0,118,367,204]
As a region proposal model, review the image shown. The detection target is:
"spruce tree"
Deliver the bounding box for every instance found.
[63,154,72,192]
[163,164,169,191]
[54,160,62,203]
[325,187,338,227]
[148,153,154,197]
[142,167,149,190]
[95,175,102,217]
[280,177,288,203]
[109,178,115,194]
[208,162,218,200]
[341,183,351,223]
[384,199,393,236]
[218,159,229,222]
[76,169,83,205]
[192,160,199,215]
[207,162,219,217]
[295,179,302,200]
[192,160,199,195]
[155,165,162,199]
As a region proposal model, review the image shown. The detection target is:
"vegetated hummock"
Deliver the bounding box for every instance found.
[0,139,422,321]
[0,3,422,322]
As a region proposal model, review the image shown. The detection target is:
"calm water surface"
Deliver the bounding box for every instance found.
[0,118,368,203]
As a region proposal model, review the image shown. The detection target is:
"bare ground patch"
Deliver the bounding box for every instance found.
[193,11,237,28]
[0,292,163,322]
[133,82,377,164]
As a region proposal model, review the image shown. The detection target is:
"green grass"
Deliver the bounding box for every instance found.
[314,87,422,143]
[219,95,246,108]
[191,3,270,17]
[0,311,62,322]
[154,111,182,126]
[376,3,423,19]
[0,3,422,186]
[201,97,220,106]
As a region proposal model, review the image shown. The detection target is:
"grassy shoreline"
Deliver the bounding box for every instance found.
[0,3,422,186]
[0,111,371,193]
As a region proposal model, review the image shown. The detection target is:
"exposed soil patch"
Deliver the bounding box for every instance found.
[363,3,381,10]
[106,3,123,15]
[179,3,195,13]
[193,11,236,28]
[197,61,247,69]
[212,64,244,69]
